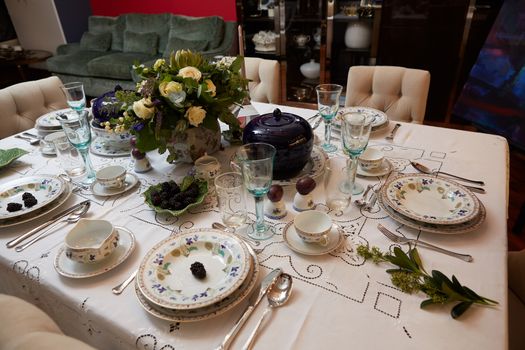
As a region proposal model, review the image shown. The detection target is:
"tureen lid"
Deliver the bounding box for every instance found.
[258,108,297,127]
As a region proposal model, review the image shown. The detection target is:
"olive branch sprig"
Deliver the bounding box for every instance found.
[357,245,498,319]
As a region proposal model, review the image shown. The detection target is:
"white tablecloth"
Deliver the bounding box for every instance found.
[0,102,509,350]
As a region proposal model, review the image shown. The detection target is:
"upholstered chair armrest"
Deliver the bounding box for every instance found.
[56,43,81,55]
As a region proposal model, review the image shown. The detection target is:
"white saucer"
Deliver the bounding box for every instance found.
[54,226,135,279]
[90,137,130,157]
[357,159,392,177]
[90,173,139,197]
[283,221,344,256]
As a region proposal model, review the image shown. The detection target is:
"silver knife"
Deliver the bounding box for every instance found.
[6,200,91,248]
[216,268,282,350]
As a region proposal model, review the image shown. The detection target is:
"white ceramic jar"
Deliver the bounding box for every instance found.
[344,22,372,49]
[300,59,320,79]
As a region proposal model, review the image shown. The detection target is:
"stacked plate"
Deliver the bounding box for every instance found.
[0,175,72,228]
[335,106,389,132]
[35,109,78,134]
[378,173,486,234]
[134,228,260,322]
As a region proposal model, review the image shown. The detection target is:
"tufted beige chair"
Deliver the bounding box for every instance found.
[509,250,525,350]
[244,57,281,104]
[0,76,68,139]
[345,66,431,124]
[0,294,96,350]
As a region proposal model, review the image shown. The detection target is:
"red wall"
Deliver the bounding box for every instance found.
[90,0,237,21]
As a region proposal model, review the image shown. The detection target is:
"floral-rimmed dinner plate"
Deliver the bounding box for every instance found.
[377,190,486,234]
[274,145,328,186]
[0,175,67,220]
[283,221,345,256]
[382,173,480,225]
[90,137,131,157]
[137,228,251,310]
[134,243,259,322]
[54,226,135,278]
[0,148,29,168]
[0,183,72,228]
[35,109,78,130]
[335,106,389,130]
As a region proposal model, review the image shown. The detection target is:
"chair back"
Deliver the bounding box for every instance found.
[244,57,281,104]
[0,76,68,139]
[345,66,430,124]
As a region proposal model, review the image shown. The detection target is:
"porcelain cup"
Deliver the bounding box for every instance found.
[294,34,310,47]
[294,210,332,246]
[358,148,384,171]
[65,219,119,264]
[96,165,127,189]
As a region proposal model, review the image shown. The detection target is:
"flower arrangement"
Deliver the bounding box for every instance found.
[113,50,249,162]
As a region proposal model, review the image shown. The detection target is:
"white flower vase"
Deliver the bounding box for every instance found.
[344,22,372,49]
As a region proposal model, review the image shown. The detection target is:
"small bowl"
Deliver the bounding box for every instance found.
[65,219,119,264]
[96,165,127,189]
[294,210,332,244]
[90,125,131,146]
[358,148,384,171]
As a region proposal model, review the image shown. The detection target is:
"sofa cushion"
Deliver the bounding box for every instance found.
[88,15,125,51]
[163,36,209,58]
[80,32,111,52]
[123,13,170,54]
[168,15,225,54]
[46,50,110,77]
[87,52,157,80]
[123,30,158,55]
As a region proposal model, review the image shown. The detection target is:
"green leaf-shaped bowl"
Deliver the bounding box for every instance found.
[0,148,29,168]
[143,177,208,216]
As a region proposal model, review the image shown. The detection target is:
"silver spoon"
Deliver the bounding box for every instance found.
[411,161,485,186]
[242,273,293,350]
[212,222,261,246]
[15,204,90,252]
[386,123,401,141]
[112,270,138,295]
[15,134,40,145]
[58,173,91,190]
[354,184,374,207]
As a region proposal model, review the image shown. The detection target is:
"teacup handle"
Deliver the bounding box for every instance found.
[319,234,330,247]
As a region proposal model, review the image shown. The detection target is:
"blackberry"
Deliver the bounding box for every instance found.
[151,194,162,206]
[6,202,22,212]
[185,187,199,197]
[183,196,195,207]
[22,192,35,200]
[160,200,170,209]
[190,261,206,279]
[24,197,38,208]
[161,182,171,192]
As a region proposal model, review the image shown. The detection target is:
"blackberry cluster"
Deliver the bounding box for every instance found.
[190,261,206,279]
[150,181,200,211]
[6,192,38,212]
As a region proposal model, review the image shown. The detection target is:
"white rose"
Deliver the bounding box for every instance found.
[153,58,166,71]
[185,106,206,127]
[178,66,202,81]
[204,79,216,97]
[132,98,155,120]
[159,81,183,97]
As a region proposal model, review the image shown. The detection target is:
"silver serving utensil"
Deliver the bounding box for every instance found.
[386,123,401,141]
[216,268,282,350]
[15,203,90,252]
[22,132,42,139]
[364,191,378,211]
[15,134,40,145]
[354,184,374,207]
[464,185,485,194]
[311,116,323,130]
[377,224,473,262]
[58,174,90,190]
[112,270,138,295]
[411,161,485,186]
[242,273,293,350]
[212,222,261,246]
[6,200,91,248]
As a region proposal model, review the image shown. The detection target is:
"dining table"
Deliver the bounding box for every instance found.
[0,101,509,349]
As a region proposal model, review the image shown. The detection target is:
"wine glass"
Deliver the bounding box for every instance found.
[316,84,343,153]
[58,110,96,184]
[234,143,276,240]
[340,112,373,195]
[61,82,86,113]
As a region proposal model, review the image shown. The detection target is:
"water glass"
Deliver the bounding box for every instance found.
[58,110,96,184]
[234,143,276,240]
[341,112,373,195]
[316,84,343,153]
[48,131,86,178]
[61,82,86,112]
[215,172,247,228]
[324,156,352,211]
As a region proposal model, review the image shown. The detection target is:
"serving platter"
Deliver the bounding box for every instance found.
[382,173,480,225]
[137,228,251,310]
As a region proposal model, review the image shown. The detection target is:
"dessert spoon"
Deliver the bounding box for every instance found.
[411,161,485,186]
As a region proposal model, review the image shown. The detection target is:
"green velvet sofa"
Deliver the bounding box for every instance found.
[46,13,237,97]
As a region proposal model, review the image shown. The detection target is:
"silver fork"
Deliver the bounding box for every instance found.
[377,224,473,262]
[386,123,401,141]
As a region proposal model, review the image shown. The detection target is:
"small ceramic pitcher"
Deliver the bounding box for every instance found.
[194,153,221,192]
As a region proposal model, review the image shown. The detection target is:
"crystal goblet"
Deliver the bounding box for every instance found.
[61,82,86,113]
[316,84,343,153]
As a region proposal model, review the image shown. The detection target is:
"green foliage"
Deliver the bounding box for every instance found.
[357,245,498,319]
